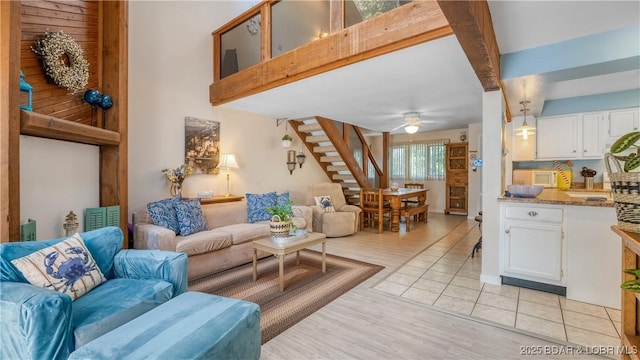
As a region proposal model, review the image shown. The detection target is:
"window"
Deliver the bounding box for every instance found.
[390,141,445,181]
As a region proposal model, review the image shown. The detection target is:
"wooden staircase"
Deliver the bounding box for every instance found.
[290,116,386,205]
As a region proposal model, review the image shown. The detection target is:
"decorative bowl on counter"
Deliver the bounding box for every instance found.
[507,185,544,198]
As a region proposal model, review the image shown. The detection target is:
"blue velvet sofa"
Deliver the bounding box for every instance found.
[0,226,187,360]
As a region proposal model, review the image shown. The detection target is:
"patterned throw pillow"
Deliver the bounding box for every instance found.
[276,191,290,206]
[174,199,208,236]
[246,192,277,223]
[11,233,106,301]
[276,191,293,215]
[314,195,336,213]
[147,198,181,235]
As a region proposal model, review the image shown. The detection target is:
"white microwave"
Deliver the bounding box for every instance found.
[513,169,558,188]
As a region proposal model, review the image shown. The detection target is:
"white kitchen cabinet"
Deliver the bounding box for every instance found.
[536,115,579,159]
[500,203,566,286]
[510,115,536,161]
[608,108,639,138]
[536,113,604,160]
[581,112,605,158]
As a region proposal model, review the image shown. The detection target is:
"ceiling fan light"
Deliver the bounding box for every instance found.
[405,125,419,134]
[403,112,420,123]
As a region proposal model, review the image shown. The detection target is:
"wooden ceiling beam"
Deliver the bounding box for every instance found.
[437,0,501,92]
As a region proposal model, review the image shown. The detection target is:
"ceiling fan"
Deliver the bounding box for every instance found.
[391,112,436,134]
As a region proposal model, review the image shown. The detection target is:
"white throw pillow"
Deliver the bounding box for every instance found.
[314,195,336,213]
[11,233,106,301]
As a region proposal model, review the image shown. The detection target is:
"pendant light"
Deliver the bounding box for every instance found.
[515,98,535,140]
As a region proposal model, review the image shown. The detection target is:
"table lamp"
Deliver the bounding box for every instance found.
[216,153,239,196]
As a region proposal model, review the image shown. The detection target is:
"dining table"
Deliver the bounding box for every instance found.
[382,188,429,232]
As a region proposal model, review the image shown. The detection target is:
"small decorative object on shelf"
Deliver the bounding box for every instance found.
[31,30,89,94]
[82,89,113,128]
[390,182,399,191]
[162,164,192,198]
[63,211,79,236]
[19,71,33,111]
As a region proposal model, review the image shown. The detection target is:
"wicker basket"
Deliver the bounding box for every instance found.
[605,153,640,233]
[269,215,291,238]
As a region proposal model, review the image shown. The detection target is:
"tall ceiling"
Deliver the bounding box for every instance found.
[224,1,640,134]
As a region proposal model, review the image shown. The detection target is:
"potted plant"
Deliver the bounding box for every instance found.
[606,131,640,234]
[266,200,293,237]
[281,134,293,148]
[608,131,640,171]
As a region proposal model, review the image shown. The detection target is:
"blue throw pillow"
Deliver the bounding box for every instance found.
[276,191,290,206]
[246,192,277,223]
[147,198,181,235]
[276,191,293,214]
[174,199,208,236]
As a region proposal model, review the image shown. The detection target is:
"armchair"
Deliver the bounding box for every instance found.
[309,183,361,237]
[0,226,187,360]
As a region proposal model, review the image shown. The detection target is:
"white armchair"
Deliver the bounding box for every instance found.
[308,183,361,237]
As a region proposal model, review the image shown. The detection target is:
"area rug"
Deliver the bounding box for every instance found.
[188,250,384,343]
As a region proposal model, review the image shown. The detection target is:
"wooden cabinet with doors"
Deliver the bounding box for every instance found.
[445,142,468,215]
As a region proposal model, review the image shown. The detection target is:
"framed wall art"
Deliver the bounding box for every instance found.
[185,117,220,174]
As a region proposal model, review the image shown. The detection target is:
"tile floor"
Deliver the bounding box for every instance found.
[374,222,622,351]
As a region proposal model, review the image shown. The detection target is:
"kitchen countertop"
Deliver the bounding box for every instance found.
[498,188,614,207]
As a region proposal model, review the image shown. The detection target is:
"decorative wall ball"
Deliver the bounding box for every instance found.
[31,30,89,94]
[98,95,113,110]
[83,89,101,105]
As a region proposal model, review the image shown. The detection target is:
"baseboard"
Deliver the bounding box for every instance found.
[502,276,566,296]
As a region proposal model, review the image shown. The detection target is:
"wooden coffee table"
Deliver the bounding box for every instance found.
[252,232,327,292]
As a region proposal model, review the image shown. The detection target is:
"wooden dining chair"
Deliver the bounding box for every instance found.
[359,188,390,234]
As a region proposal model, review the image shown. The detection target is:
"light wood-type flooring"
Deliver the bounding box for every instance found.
[261,213,610,359]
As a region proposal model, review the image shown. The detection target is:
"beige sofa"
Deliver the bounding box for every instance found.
[133,200,312,282]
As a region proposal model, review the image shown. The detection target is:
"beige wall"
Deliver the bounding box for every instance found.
[128,1,329,220]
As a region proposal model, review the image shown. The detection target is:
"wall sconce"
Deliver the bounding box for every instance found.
[287,150,296,175]
[296,151,306,168]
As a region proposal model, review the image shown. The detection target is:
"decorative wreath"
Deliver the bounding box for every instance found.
[32,30,89,94]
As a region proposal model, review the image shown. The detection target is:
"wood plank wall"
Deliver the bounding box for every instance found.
[21,0,101,125]
[5,0,128,243]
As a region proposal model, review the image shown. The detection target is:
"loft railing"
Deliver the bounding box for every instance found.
[210,0,452,105]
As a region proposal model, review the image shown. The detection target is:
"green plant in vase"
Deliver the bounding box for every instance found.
[609,131,640,171]
[281,134,293,148]
[266,200,294,237]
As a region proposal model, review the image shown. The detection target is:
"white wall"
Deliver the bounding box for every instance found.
[480,90,505,285]
[128,1,329,220]
[20,136,100,239]
[383,127,481,215]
